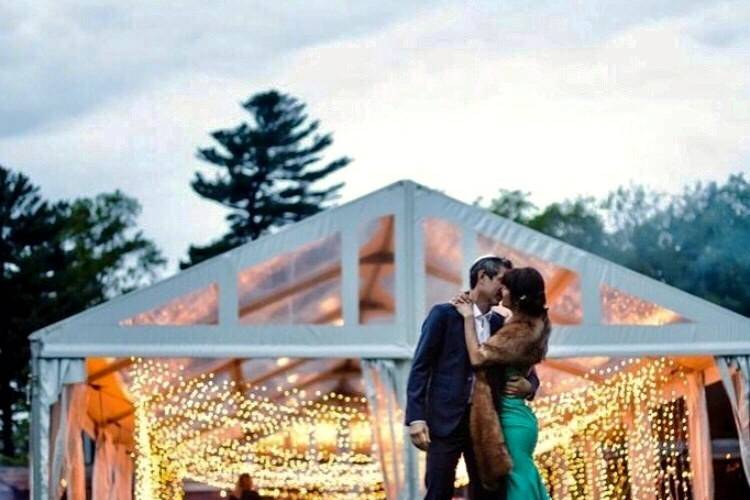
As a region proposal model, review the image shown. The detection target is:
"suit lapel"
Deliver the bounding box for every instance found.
[488,311,505,336]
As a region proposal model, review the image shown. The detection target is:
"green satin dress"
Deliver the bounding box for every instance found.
[499,367,551,500]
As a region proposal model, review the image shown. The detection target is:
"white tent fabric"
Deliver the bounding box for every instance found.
[110,442,134,500]
[361,360,405,498]
[92,430,133,500]
[92,431,115,500]
[50,384,88,500]
[29,180,750,499]
[717,355,750,486]
[31,357,86,500]
[361,359,420,499]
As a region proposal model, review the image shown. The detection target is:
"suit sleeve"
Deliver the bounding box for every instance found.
[405,306,445,425]
[526,366,540,401]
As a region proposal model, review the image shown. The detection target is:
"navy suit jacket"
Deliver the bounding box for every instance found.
[405,303,540,438]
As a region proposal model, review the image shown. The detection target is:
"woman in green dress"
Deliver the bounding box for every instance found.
[451,267,551,500]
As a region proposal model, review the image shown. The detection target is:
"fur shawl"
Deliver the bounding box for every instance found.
[468,314,551,491]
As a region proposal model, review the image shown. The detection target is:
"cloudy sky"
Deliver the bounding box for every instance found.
[2,1,749,273]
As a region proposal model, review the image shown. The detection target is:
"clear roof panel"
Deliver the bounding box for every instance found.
[601,285,691,325]
[120,283,219,326]
[359,215,395,324]
[423,218,463,313]
[477,234,583,325]
[238,234,342,325]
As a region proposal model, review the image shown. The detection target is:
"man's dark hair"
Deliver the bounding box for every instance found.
[469,256,513,289]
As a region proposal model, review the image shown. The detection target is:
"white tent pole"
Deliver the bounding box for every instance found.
[342,224,359,327]
[581,262,603,325]
[402,180,417,338]
[395,359,420,498]
[30,340,45,500]
[411,190,426,345]
[393,181,421,496]
[403,182,422,495]
[218,255,239,326]
[394,181,411,336]
[461,228,476,291]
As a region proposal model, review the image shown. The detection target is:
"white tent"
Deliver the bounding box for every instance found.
[29,180,750,499]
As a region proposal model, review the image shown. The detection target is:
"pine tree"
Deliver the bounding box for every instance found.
[0,167,60,459]
[0,166,164,460]
[182,90,350,268]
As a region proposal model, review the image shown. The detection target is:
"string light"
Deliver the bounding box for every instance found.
[531,357,692,499]
[126,356,693,499]
[601,286,687,325]
[128,359,384,499]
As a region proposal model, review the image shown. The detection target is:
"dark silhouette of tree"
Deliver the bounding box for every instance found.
[0,166,164,460]
[182,90,350,268]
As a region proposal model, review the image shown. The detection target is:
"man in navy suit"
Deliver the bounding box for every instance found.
[405,256,540,500]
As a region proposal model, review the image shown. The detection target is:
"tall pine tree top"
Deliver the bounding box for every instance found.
[183,90,350,268]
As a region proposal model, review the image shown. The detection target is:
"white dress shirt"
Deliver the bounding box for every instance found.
[473,303,492,344]
[469,304,492,400]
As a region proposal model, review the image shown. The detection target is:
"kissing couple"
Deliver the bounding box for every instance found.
[405,256,552,499]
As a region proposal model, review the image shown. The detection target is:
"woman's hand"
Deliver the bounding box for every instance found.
[450,292,474,319]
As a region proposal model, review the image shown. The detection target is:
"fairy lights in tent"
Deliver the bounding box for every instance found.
[127,355,694,499]
[601,286,688,326]
[531,357,692,499]
[128,359,385,499]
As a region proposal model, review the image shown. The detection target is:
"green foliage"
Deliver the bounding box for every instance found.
[480,189,537,224]
[484,173,750,317]
[527,198,608,256]
[182,90,350,268]
[612,175,750,316]
[0,166,165,459]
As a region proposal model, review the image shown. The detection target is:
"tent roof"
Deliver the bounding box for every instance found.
[31,180,750,358]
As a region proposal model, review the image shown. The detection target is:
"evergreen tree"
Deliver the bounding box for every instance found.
[0,167,60,458]
[0,166,164,460]
[182,90,350,268]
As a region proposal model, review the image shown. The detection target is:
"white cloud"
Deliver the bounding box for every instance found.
[0,0,437,136]
[277,0,750,204]
[1,0,749,273]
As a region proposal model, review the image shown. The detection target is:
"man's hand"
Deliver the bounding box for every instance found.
[408,421,431,451]
[504,375,533,397]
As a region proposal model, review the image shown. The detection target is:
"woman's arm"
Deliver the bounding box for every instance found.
[450,295,498,368]
[462,315,489,367]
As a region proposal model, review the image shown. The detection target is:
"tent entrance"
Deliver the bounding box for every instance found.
[61,356,398,499]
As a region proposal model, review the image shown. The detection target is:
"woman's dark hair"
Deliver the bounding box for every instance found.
[501,267,547,317]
